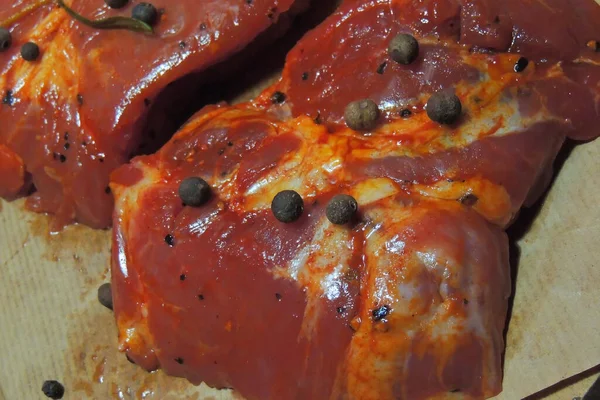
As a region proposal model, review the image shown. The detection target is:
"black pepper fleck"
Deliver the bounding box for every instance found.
[42,380,64,399]
[175,357,184,364]
[301,72,309,81]
[144,98,151,106]
[514,57,529,73]
[0,28,12,52]
[463,299,469,305]
[337,307,345,314]
[105,186,111,194]
[76,94,84,105]
[3,89,14,106]
[64,143,70,150]
[199,23,207,30]
[64,132,69,141]
[227,141,233,147]
[460,193,478,206]
[105,0,128,9]
[198,294,205,300]
[372,305,390,321]
[59,154,66,163]
[376,61,387,74]
[218,148,225,155]
[180,274,186,281]
[493,16,500,23]
[165,234,175,246]
[98,157,104,163]
[271,91,286,104]
[400,108,412,118]
[179,41,186,49]
[314,112,322,125]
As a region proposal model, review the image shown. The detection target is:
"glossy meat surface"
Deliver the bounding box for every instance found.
[0,0,299,230]
[111,0,600,399]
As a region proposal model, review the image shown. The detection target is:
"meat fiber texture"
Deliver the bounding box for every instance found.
[109,0,600,399]
[0,0,301,230]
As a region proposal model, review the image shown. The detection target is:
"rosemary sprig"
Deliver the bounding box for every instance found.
[0,0,154,34]
[57,0,153,34]
[0,0,53,28]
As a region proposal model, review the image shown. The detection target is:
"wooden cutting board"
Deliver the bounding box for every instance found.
[1,73,599,400]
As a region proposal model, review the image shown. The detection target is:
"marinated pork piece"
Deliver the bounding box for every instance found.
[110,0,600,399]
[0,0,304,230]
